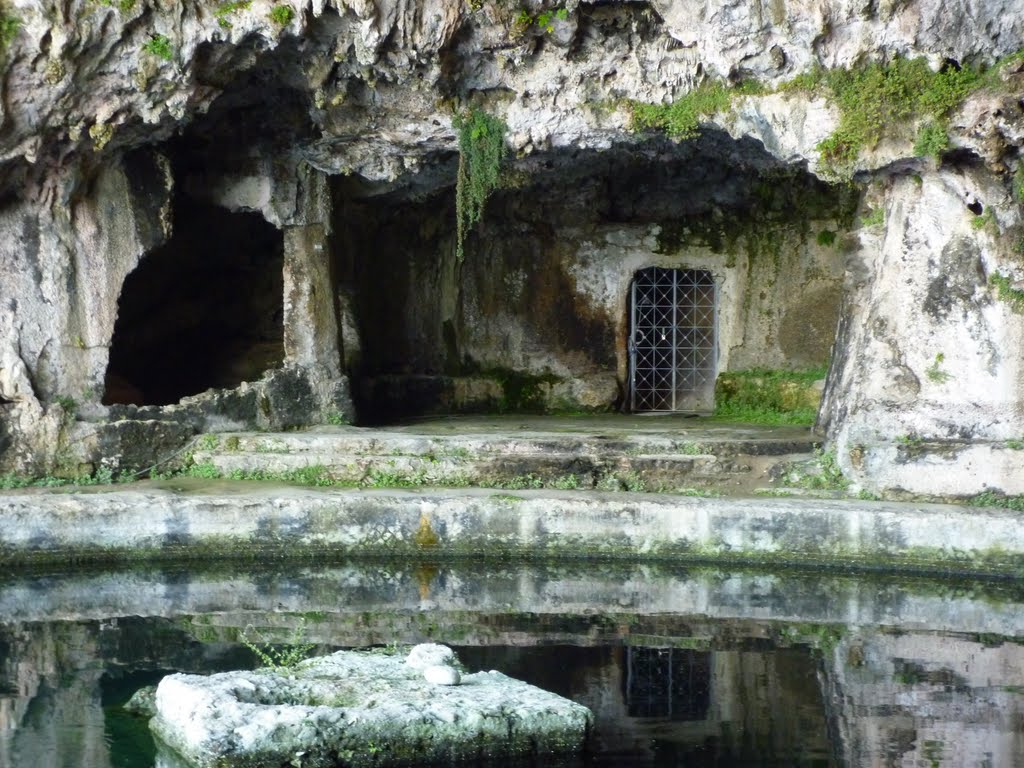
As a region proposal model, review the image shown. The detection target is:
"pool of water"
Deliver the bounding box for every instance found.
[1,559,1022,767]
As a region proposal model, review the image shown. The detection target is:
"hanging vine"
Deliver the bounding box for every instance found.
[454,108,508,263]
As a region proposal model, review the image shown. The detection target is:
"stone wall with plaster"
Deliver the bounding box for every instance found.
[340,138,852,417]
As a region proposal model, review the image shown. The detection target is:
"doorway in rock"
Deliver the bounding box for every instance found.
[102,199,284,406]
[629,267,717,413]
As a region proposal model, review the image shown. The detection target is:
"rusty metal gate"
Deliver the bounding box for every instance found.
[628,267,717,413]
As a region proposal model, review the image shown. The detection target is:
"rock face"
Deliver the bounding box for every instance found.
[0,0,1022,494]
[150,644,592,767]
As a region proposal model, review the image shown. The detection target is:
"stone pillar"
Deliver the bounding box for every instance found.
[283,222,341,377]
[276,164,353,424]
[822,170,1024,496]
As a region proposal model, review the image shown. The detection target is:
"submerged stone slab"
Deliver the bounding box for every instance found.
[151,645,592,767]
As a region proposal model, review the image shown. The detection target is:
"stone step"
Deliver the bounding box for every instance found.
[191,426,820,493]
[199,426,818,460]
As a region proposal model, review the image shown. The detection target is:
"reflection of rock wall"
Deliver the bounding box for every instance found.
[5,565,1024,642]
[0,619,249,768]
[0,624,110,768]
[824,632,1024,766]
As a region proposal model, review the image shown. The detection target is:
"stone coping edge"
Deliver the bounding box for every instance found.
[0,486,1020,577]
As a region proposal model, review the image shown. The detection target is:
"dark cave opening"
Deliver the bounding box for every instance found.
[103,198,284,406]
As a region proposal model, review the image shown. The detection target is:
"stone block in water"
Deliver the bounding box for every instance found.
[150,644,592,767]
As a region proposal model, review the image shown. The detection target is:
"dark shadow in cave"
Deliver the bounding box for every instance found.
[102,198,284,406]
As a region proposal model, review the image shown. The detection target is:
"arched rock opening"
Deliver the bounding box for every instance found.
[103,197,284,406]
[334,133,858,422]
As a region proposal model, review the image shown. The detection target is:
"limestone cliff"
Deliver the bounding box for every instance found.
[0,0,1022,495]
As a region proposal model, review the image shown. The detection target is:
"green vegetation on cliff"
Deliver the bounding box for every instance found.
[93,0,137,11]
[268,4,295,25]
[990,272,1024,313]
[453,108,507,262]
[142,34,174,61]
[631,53,1023,177]
[631,82,731,140]
[0,9,19,54]
[810,57,980,173]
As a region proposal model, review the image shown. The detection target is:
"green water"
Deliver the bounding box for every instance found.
[1,560,1022,766]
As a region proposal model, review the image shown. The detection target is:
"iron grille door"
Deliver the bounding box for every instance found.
[629,267,717,412]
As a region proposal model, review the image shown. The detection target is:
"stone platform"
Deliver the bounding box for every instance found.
[151,644,592,767]
[191,416,819,495]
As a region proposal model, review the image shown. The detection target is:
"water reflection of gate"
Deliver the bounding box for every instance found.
[629,267,717,413]
[623,646,711,720]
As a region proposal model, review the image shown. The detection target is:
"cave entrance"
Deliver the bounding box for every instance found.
[629,267,717,413]
[103,199,284,406]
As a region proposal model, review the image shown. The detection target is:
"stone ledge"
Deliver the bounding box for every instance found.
[0,483,1021,576]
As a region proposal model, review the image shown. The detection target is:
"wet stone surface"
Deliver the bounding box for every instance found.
[151,643,592,767]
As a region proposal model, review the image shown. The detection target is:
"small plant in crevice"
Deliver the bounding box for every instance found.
[990,272,1024,313]
[797,449,849,491]
[860,206,885,228]
[93,0,137,12]
[970,207,996,231]
[268,4,294,25]
[896,433,924,448]
[0,10,19,54]
[453,108,507,263]
[498,473,546,491]
[550,474,580,490]
[325,410,347,426]
[913,121,949,159]
[184,461,222,479]
[214,0,252,29]
[1014,165,1024,204]
[816,229,837,247]
[536,7,568,32]
[240,618,316,671]
[924,352,951,384]
[970,490,1024,513]
[512,6,568,35]
[142,34,173,61]
[55,395,78,418]
[196,433,220,451]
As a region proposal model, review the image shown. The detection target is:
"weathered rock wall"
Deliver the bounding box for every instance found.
[0,150,173,473]
[821,168,1024,495]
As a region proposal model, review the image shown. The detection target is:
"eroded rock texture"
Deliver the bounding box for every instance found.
[0,0,1022,494]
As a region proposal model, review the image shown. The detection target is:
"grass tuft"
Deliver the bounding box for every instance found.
[713,367,826,426]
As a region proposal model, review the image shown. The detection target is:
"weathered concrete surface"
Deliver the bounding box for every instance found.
[151,645,592,768]
[1,483,1022,576]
